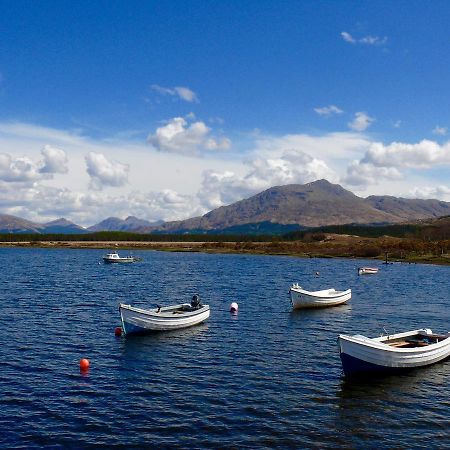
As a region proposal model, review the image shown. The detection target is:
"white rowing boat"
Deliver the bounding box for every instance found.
[289,283,351,309]
[338,328,450,376]
[119,295,210,335]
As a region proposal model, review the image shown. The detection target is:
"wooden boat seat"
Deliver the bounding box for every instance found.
[388,341,410,348]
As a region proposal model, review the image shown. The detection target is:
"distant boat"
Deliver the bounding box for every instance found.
[358,267,379,275]
[103,251,141,263]
[289,283,351,309]
[338,328,450,377]
[119,295,210,335]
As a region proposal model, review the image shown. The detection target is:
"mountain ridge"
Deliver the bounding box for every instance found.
[1,180,450,234]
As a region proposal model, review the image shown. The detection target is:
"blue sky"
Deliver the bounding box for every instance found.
[1,1,450,225]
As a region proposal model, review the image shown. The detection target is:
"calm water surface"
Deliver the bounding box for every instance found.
[1,248,449,448]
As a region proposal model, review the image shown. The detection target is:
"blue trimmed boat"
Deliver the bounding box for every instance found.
[338,328,450,377]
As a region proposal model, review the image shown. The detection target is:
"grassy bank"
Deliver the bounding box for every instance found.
[1,233,449,266]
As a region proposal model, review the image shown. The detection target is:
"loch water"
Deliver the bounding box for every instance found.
[1,247,450,448]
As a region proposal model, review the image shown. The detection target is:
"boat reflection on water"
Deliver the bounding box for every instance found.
[332,364,450,447]
[119,320,209,348]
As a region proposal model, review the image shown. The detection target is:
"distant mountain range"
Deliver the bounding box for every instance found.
[1,180,450,234]
[87,216,163,232]
[150,179,450,233]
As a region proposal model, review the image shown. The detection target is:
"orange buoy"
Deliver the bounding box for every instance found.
[79,358,90,371]
[114,326,122,337]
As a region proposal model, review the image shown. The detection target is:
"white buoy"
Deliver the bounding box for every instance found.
[230,302,239,313]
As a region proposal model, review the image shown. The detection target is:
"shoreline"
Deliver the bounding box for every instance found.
[1,239,449,266]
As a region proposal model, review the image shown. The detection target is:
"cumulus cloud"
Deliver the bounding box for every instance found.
[0,147,68,183]
[85,152,129,190]
[39,145,68,174]
[0,182,202,225]
[361,140,450,168]
[348,112,375,131]
[341,31,387,45]
[151,84,198,102]
[197,148,337,210]
[147,116,231,155]
[0,154,43,183]
[343,139,450,187]
[343,160,402,186]
[408,185,450,201]
[432,126,447,136]
[314,105,343,117]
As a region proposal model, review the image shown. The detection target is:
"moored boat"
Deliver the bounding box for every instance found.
[119,295,210,335]
[338,328,450,377]
[103,251,141,263]
[289,283,351,309]
[358,267,379,275]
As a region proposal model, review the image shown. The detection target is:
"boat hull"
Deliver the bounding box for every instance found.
[290,287,351,309]
[119,303,210,334]
[338,331,450,376]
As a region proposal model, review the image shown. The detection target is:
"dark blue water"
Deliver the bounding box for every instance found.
[1,248,449,448]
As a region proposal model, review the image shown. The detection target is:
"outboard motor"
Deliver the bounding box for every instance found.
[191,294,201,308]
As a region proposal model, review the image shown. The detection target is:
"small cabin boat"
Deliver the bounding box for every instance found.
[103,251,140,263]
[119,295,210,335]
[338,328,450,376]
[289,283,351,309]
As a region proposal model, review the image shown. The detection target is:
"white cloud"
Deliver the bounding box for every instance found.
[0,146,68,183]
[362,140,450,168]
[151,84,199,102]
[342,139,450,187]
[85,152,129,190]
[0,183,202,225]
[341,32,356,43]
[408,185,450,201]
[341,31,387,46]
[348,112,375,131]
[39,145,68,174]
[343,160,402,186]
[147,116,231,155]
[432,126,447,136]
[314,105,344,117]
[0,154,43,183]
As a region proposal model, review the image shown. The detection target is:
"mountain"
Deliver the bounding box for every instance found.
[0,214,44,234]
[88,216,163,232]
[42,218,87,234]
[155,180,396,232]
[153,180,450,233]
[365,196,450,220]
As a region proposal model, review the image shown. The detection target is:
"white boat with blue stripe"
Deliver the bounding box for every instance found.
[338,328,450,377]
[119,295,210,335]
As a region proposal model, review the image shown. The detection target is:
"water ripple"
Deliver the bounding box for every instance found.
[0,248,449,448]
